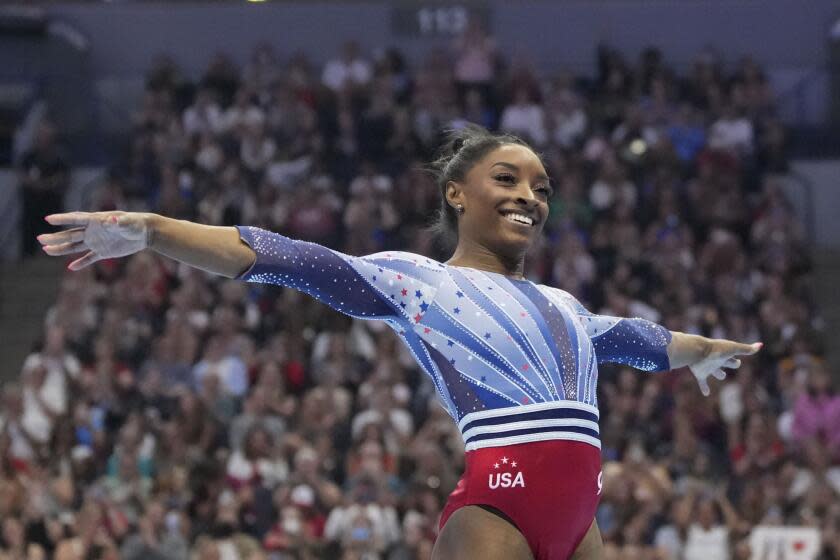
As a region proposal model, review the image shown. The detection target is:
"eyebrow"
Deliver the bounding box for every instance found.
[491,162,551,183]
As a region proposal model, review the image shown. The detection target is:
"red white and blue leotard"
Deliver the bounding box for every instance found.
[236,226,672,558]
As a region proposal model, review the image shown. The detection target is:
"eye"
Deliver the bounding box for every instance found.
[494,173,516,184]
[535,185,553,197]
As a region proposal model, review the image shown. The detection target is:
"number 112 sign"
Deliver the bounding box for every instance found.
[391,2,491,37]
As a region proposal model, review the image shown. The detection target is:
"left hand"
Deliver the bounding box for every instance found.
[689,340,762,396]
[38,211,150,270]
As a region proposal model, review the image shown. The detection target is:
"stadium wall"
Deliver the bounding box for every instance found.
[47,0,839,79]
[789,160,840,248]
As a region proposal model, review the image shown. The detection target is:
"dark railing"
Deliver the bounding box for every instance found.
[783,171,817,245]
[0,172,21,261]
[772,63,831,243]
[774,64,829,126]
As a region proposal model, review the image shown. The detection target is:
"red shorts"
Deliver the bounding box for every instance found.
[439,439,602,560]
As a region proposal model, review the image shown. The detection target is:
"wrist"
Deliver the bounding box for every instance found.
[695,335,714,361]
[144,213,161,251]
[667,332,713,369]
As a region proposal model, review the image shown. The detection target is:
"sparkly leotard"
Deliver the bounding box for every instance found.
[236,226,672,452]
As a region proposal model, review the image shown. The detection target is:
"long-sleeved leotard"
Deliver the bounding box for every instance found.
[236,226,671,451]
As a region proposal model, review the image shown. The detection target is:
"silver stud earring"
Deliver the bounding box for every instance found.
[456,204,465,215]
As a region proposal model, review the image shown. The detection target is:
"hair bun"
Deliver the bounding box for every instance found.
[451,137,466,155]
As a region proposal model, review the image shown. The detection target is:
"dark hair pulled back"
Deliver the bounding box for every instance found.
[425,124,535,251]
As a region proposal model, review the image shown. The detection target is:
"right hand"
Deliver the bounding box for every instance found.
[688,339,762,397]
[38,211,151,270]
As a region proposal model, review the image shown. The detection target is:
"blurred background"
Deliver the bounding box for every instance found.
[1,1,839,558]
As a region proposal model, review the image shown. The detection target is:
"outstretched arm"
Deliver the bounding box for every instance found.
[39,211,442,323]
[40,212,254,277]
[553,288,761,396]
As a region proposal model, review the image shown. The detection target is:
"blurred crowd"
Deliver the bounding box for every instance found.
[7,22,840,560]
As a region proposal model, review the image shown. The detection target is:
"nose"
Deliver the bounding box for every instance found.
[515,184,540,207]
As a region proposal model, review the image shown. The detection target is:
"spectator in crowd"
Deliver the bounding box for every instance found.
[193,335,249,399]
[453,20,497,104]
[183,89,225,137]
[499,86,547,147]
[18,120,69,256]
[119,499,189,560]
[708,103,755,156]
[546,84,587,149]
[322,41,373,93]
[791,367,840,459]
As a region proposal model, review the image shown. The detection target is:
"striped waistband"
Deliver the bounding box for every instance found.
[458,400,601,452]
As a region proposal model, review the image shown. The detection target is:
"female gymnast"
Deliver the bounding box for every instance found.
[38,125,760,559]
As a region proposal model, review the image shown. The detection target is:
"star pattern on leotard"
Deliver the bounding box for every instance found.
[238,226,673,432]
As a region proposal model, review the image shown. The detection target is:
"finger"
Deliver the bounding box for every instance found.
[732,341,763,355]
[68,251,102,271]
[698,377,710,397]
[712,369,727,381]
[37,228,86,246]
[723,358,741,369]
[45,212,95,227]
[43,241,88,256]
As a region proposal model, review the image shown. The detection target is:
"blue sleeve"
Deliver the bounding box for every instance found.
[558,290,672,372]
[235,226,442,323]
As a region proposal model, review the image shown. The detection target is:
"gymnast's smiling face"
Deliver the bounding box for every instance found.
[446,143,552,259]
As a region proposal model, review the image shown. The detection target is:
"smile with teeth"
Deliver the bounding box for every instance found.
[502,212,535,226]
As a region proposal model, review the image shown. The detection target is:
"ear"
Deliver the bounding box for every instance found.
[445,181,464,210]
